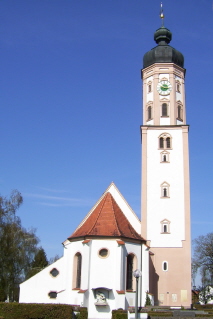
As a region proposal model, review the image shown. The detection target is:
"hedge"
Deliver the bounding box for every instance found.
[0,303,74,319]
[112,309,128,319]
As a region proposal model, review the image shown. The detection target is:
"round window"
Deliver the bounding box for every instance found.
[99,248,109,258]
[50,268,59,277]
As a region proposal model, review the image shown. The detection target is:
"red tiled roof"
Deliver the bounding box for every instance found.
[68,192,144,241]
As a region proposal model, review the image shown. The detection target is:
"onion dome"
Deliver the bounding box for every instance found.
[143,26,184,69]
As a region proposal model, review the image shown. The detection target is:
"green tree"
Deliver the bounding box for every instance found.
[26,247,48,279]
[49,254,61,265]
[192,232,213,304]
[0,190,43,301]
[193,233,213,285]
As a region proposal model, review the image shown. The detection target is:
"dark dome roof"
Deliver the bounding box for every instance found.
[143,27,184,69]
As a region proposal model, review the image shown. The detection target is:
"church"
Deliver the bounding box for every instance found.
[19,15,192,318]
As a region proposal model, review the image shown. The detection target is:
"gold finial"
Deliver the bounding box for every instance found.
[160,2,164,27]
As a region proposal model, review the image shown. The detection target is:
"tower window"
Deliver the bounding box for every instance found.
[161,219,171,234]
[160,151,170,163]
[159,137,164,149]
[162,103,168,117]
[166,137,171,148]
[163,224,167,232]
[161,182,170,198]
[147,105,152,121]
[146,102,153,122]
[163,261,168,271]
[147,82,152,93]
[158,133,172,150]
[177,83,180,92]
[176,81,181,93]
[177,103,183,121]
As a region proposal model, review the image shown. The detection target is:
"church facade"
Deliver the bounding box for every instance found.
[19,20,191,317]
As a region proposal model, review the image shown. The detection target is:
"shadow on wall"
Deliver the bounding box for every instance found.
[149,254,159,306]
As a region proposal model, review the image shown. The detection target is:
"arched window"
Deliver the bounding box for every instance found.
[126,254,133,290]
[159,137,164,149]
[147,81,152,93]
[177,83,180,92]
[177,103,183,121]
[162,103,168,117]
[176,81,181,93]
[166,137,171,148]
[126,254,137,291]
[147,106,152,120]
[178,105,181,118]
[73,252,82,289]
[158,133,172,149]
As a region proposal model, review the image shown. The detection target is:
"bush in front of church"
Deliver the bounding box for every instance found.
[0,303,74,319]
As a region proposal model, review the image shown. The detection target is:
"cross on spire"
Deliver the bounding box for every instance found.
[160,2,164,27]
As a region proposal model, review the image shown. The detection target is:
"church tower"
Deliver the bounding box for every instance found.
[141,13,191,306]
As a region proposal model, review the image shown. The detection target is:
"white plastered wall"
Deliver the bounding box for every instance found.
[146,128,185,247]
[20,237,149,319]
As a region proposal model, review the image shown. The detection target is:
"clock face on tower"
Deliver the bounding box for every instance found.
[157,80,172,95]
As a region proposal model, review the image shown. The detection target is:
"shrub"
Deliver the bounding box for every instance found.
[112,309,127,319]
[0,303,73,319]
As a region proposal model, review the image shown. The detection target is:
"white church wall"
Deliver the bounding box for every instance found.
[19,257,65,304]
[86,239,124,319]
[89,239,119,290]
[146,129,185,247]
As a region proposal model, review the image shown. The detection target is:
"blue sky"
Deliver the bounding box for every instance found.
[1,0,213,267]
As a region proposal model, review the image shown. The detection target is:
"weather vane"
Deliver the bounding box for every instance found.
[160,2,164,27]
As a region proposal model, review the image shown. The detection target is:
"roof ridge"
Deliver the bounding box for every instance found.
[86,193,108,235]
